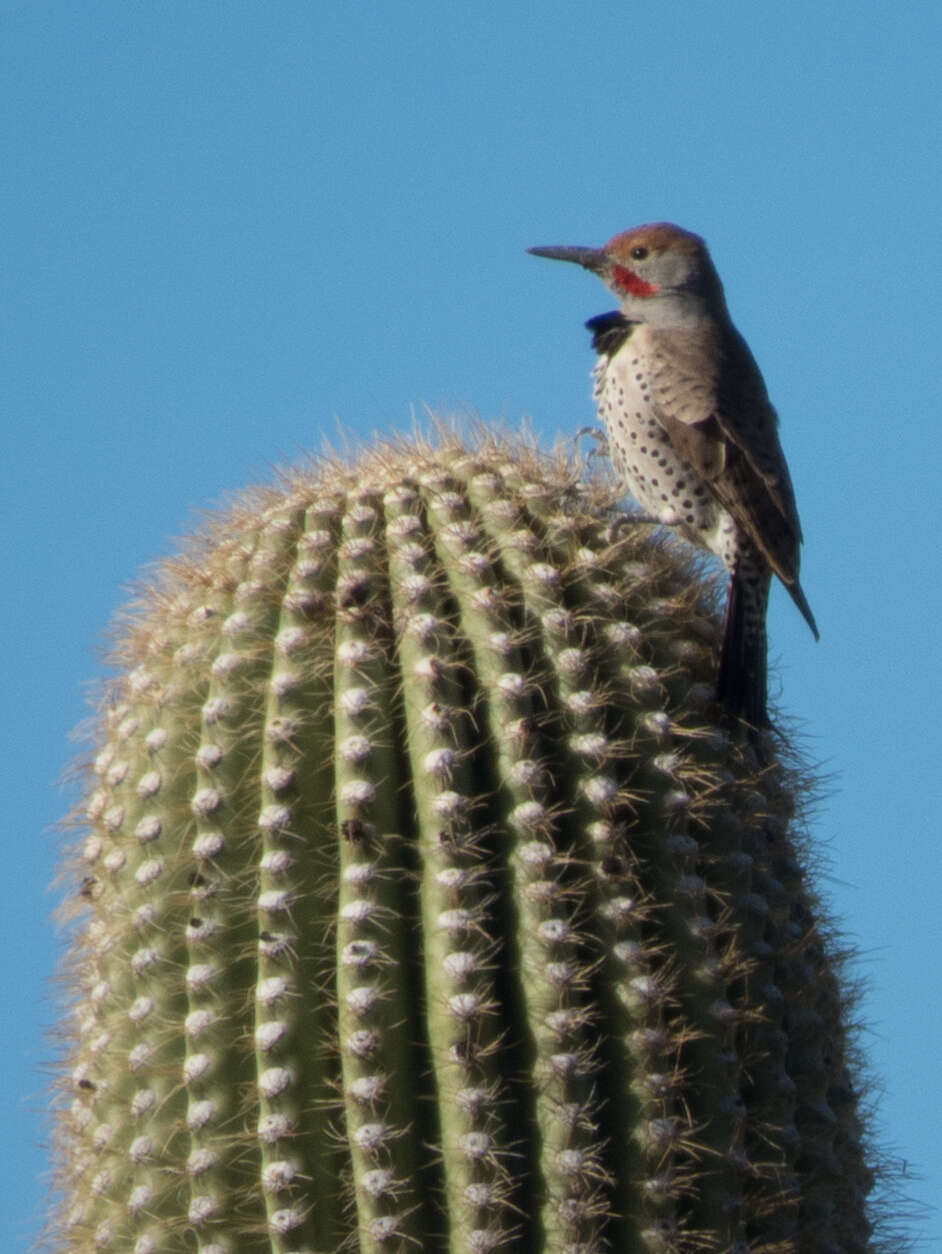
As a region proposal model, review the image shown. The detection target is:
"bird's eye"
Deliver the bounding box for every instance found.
[631,246,648,261]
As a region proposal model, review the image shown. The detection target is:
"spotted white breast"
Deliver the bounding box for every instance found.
[592,323,739,573]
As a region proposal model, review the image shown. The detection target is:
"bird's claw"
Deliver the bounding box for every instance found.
[573,426,610,464]
[599,510,661,544]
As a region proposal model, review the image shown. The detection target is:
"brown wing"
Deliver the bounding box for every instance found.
[646,321,804,586]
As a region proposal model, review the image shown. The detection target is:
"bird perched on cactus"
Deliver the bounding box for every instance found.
[529,223,818,738]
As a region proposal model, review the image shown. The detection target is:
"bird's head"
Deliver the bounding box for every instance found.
[529,222,724,323]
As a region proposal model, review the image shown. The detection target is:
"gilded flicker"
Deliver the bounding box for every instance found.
[529,222,818,734]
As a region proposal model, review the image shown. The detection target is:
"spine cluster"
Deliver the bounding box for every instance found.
[51,432,876,1254]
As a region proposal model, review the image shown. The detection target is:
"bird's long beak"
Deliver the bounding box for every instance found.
[527,245,607,274]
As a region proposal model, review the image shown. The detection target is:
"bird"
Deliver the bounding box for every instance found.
[528,222,817,740]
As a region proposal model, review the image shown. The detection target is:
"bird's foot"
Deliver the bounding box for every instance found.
[573,426,610,464]
[600,510,661,544]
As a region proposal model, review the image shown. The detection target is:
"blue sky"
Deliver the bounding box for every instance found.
[4,2,940,1246]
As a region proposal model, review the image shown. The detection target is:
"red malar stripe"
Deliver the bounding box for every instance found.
[612,264,659,297]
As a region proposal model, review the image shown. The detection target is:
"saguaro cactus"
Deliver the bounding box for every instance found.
[50,431,876,1253]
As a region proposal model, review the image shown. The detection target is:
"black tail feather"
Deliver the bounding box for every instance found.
[787,577,820,641]
[717,573,770,734]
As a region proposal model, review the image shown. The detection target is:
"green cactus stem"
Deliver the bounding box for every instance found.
[49,430,879,1254]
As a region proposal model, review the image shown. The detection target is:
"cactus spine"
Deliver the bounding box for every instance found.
[51,432,877,1253]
